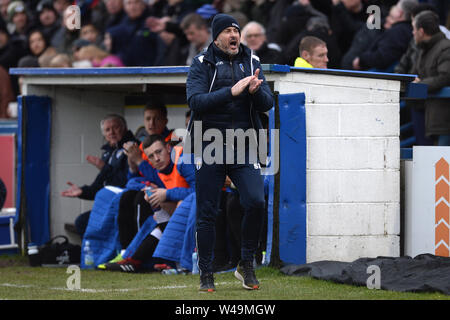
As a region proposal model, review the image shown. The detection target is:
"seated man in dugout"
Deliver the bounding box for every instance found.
[102,100,178,258]
[98,134,195,272]
[134,100,176,143]
[294,36,329,69]
[61,114,138,236]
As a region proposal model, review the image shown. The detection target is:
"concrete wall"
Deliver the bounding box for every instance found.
[271,71,401,262]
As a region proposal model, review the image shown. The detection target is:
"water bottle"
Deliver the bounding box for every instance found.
[28,243,41,267]
[192,249,199,275]
[162,268,179,275]
[261,251,269,266]
[84,241,94,269]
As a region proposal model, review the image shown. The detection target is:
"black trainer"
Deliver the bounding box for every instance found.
[234,260,260,290]
[199,272,216,292]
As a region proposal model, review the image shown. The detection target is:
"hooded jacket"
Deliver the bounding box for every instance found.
[186,42,274,141]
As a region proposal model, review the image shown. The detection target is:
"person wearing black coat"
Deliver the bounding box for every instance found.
[410,11,450,145]
[0,177,6,211]
[61,114,138,236]
[353,0,418,71]
[330,0,367,56]
[105,0,165,66]
[186,14,274,292]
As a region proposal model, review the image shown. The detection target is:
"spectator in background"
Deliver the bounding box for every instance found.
[428,0,448,27]
[341,12,384,70]
[7,1,30,46]
[74,0,108,33]
[146,15,189,66]
[37,46,58,67]
[52,0,71,17]
[80,22,104,48]
[272,0,330,50]
[70,38,90,65]
[240,21,285,65]
[106,0,165,66]
[394,3,444,146]
[352,0,418,71]
[0,65,14,118]
[396,2,450,75]
[294,36,329,68]
[48,52,71,67]
[195,3,218,25]
[264,0,295,44]
[36,0,60,43]
[330,0,367,56]
[16,55,39,95]
[148,0,194,24]
[0,21,26,71]
[180,13,212,66]
[102,0,126,30]
[51,5,80,54]
[18,29,51,66]
[284,9,341,68]
[240,0,277,27]
[77,44,124,67]
[0,177,6,210]
[0,0,11,23]
[62,114,138,236]
[410,11,450,146]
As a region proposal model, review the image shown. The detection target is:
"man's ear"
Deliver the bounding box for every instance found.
[301,50,310,61]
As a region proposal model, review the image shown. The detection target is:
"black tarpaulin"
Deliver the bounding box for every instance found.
[280,254,450,295]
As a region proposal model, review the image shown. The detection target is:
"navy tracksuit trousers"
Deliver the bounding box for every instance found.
[195,143,265,274]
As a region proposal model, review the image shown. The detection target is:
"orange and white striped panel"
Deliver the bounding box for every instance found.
[435,158,450,257]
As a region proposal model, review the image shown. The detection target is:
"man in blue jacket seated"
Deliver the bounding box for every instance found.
[98,134,195,272]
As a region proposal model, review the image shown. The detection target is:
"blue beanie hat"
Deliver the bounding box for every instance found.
[211,13,240,40]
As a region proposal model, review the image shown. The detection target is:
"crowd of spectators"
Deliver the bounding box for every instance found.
[0,0,449,119]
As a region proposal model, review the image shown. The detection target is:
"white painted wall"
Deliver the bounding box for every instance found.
[268,71,401,262]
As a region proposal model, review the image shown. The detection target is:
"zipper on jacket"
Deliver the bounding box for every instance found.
[230,58,235,129]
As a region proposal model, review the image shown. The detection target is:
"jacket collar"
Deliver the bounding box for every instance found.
[417,32,445,51]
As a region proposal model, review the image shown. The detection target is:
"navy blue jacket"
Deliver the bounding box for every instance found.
[0,177,6,210]
[186,42,274,136]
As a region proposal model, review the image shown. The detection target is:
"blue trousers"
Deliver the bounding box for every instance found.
[195,147,265,274]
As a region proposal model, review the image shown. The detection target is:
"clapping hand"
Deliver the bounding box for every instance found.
[231,68,262,96]
[86,155,105,170]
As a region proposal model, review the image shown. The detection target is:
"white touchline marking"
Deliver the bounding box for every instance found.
[0,278,267,293]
